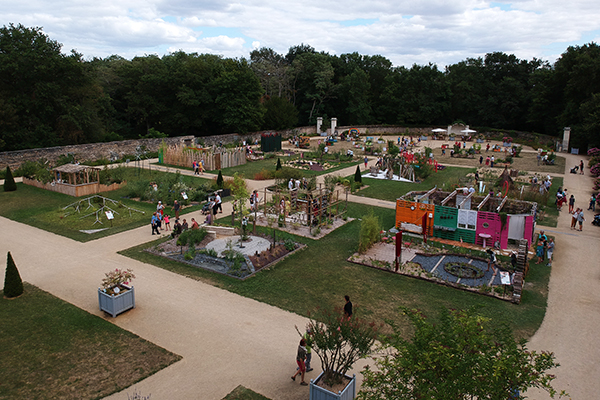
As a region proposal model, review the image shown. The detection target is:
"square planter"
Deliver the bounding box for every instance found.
[310,372,356,400]
[98,285,135,317]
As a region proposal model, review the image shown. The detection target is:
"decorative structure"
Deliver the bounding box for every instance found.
[63,195,145,225]
[23,164,125,197]
[317,117,323,134]
[396,189,537,250]
[162,144,246,170]
[562,127,570,153]
[260,132,282,152]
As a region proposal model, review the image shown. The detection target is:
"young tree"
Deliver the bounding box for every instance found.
[359,307,564,400]
[4,252,24,298]
[299,306,380,387]
[354,165,362,183]
[216,170,224,189]
[3,166,17,191]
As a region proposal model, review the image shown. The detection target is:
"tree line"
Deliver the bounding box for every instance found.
[1,23,599,152]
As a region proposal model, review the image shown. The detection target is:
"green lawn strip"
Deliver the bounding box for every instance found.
[222,385,271,400]
[0,168,209,242]
[354,166,477,202]
[121,203,548,341]
[0,283,181,400]
[529,177,563,228]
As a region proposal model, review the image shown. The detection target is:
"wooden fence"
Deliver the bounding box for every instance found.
[23,177,126,197]
[162,145,246,171]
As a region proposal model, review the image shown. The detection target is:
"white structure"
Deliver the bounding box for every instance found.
[316,117,323,134]
[331,118,337,135]
[562,127,570,153]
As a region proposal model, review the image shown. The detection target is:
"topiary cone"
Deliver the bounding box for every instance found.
[4,252,24,298]
[354,165,362,183]
[3,166,17,192]
[276,158,282,171]
[216,170,224,188]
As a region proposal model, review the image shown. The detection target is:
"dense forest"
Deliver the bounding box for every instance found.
[1,23,600,152]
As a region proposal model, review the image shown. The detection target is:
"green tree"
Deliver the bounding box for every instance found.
[298,306,380,387]
[262,96,298,130]
[216,170,224,188]
[3,166,17,192]
[359,307,564,400]
[4,252,24,298]
[358,211,381,253]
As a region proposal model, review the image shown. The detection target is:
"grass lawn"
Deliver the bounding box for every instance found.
[0,283,181,400]
[0,169,209,242]
[223,385,270,400]
[432,149,566,175]
[121,202,550,341]
[354,166,477,202]
[212,154,360,179]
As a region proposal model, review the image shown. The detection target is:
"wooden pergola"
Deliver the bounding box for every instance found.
[54,164,100,185]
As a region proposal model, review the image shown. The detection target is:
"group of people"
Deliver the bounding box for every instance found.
[571,208,586,231]
[191,160,204,175]
[151,201,171,235]
[290,296,353,386]
[535,231,555,266]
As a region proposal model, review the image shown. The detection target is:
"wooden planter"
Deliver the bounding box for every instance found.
[98,285,135,317]
[310,372,356,400]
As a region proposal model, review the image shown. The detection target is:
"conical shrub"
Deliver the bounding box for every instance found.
[354,165,362,183]
[276,158,282,171]
[3,166,17,192]
[4,252,24,298]
[216,170,224,188]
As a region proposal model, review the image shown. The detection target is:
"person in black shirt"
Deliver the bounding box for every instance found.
[344,295,353,319]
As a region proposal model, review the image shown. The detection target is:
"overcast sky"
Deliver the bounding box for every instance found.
[2,0,599,68]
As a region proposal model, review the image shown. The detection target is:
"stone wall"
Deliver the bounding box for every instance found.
[0,136,194,170]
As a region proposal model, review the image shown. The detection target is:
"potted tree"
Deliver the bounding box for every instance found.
[300,306,380,400]
[98,268,136,317]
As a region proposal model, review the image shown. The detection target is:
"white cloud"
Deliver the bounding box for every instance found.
[1,0,600,66]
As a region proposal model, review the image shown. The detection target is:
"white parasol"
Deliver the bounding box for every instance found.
[431,128,446,132]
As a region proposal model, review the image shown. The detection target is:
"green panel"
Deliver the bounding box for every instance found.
[433,205,458,231]
[456,228,476,244]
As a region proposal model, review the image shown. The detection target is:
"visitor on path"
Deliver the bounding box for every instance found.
[442,147,446,156]
[569,195,575,213]
[577,210,585,231]
[580,160,585,175]
[486,143,490,152]
[486,249,498,272]
[151,212,160,235]
[364,156,368,169]
[157,200,164,216]
[181,219,188,231]
[199,159,205,174]
[291,339,308,386]
[214,192,222,213]
[164,214,171,231]
[294,326,314,372]
[547,238,555,266]
[571,209,579,229]
[486,156,490,166]
[536,239,545,264]
[475,171,480,183]
[589,194,597,211]
[288,178,294,191]
[537,153,541,165]
[344,295,353,319]
[490,156,495,168]
[173,200,180,219]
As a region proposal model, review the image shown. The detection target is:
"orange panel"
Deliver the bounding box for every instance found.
[395,200,435,236]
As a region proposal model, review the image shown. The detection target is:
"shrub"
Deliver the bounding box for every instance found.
[254,169,275,180]
[354,165,362,183]
[3,252,24,298]
[358,211,381,253]
[177,227,208,247]
[276,158,282,171]
[3,166,17,192]
[216,170,224,188]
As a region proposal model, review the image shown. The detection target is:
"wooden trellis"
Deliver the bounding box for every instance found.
[162,145,246,171]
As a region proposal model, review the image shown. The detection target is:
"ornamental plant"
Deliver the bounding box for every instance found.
[101,268,135,293]
[299,306,380,387]
[4,252,24,298]
[3,166,17,192]
[354,165,362,183]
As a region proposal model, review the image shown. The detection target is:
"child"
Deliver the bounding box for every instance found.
[164,214,171,231]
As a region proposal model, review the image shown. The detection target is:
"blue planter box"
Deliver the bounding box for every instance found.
[98,285,135,317]
[310,372,356,400]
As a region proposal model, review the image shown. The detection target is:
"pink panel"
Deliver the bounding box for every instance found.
[500,216,509,249]
[523,215,534,247]
[475,212,502,247]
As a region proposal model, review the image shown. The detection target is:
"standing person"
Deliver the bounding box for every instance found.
[364,156,368,169]
[486,143,490,152]
[344,295,353,319]
[164,214,171,231]
[589,194,597,211]
[490,156,495,168]
[151,212,160,235]
[580,160,585,175]
[571,208,579,229]
[577,209,585,231]
[485,156,490,166]
[214,192,222,213]
[474,171,480,184]
[486,249,497,272]
[181,219,189,231]
[157,200,164,216]
[173,200,180,219]
[569,195,576,213]
[291,339,308,386]
[546,238,555,266]
[536,239,545,264]
[510,252,518,270]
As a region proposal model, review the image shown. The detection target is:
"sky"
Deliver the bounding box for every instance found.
[2,0,600,68]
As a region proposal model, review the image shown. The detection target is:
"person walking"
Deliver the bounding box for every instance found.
[577,209,585,231]
[164,214,171,231]
[589,194,597,211]
[344,295,353,319]
[571,208,579,229]
[580,160,585,175]
[214,192,222,213]
[490,156,495,168]
[546,238,555,266]
[173,200,180,219]
[569,195,575,213]
[364,156,368,169]
[291,339,308,386]
[151,212,160,235]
